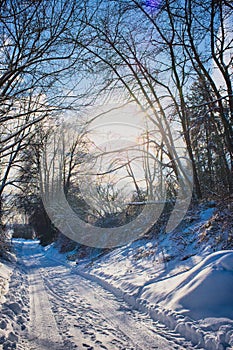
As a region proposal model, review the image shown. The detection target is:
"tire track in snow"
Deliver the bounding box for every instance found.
[18,243,64,350]
[43,271,143,350]
[42,265,194,350]
[26,269,64,350]
[17,242,196,350]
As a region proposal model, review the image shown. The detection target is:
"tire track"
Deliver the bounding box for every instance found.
[17,241,196,350]
[42,267,194,350]
[18,243,64,350]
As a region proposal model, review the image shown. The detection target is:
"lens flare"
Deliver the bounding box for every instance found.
[40,102,193,249]
[145,0,160,9]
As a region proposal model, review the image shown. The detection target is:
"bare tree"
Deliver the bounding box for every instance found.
[182,0,233,176]
[72,0,232,199]
[0,0,88,217]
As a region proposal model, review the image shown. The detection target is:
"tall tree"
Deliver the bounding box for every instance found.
[72,0,232,199]
[0,0,87,224]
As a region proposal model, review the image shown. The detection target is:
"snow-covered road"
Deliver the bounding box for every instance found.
[10,241,194,350]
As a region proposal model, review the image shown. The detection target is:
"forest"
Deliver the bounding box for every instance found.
[0,0,232,250]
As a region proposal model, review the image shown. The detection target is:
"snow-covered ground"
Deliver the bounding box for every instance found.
[0,240,195,350]
[0,205,233,350]
[0,262,12,305]
[71,206,233,349]
[78,247,233,349]
[0,251,29,350]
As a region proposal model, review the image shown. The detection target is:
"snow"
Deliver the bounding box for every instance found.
[72,207,233,349]
[0,262,12,304]
[78,249,233,349]
[199,207,216,221]
[167,252,233,319]
[1,240,195,349]
[0,255,29,350]
[1,206,233,349]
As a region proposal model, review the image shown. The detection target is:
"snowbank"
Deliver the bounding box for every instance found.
[77,250,233,350]
[41,206,233,349]
[166,251,233,320]
[0,240,30,350]
[0,261,12,304]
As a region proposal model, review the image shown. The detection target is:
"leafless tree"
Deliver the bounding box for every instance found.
[72,0,232,198]
[0,0,88,214]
